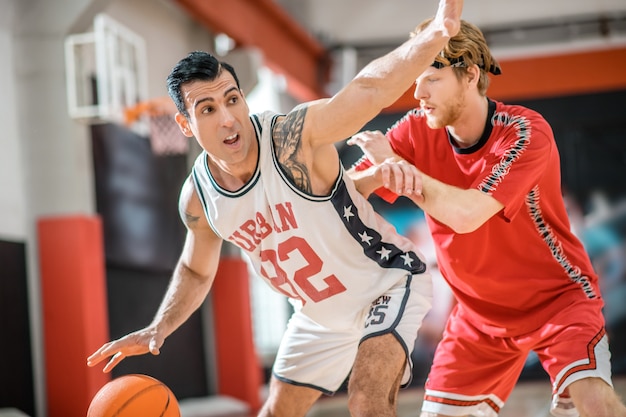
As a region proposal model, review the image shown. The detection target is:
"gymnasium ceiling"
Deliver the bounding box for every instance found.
[171,0,626,102]
[275,0,626,48]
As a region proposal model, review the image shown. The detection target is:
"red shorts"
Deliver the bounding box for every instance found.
[422,298,613,416]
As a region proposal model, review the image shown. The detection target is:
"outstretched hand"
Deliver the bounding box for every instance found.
[434,0,463,38]
[87,327,164,373]
[347,130,396,165]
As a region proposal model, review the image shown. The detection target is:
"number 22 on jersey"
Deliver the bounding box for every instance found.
[259,236,347,304]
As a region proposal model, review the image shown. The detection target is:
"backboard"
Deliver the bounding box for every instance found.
[65,14,148,125]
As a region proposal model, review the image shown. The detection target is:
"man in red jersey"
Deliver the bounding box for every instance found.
[348,19,626,417]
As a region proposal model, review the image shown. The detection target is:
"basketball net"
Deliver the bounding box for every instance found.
[124,97,189,156]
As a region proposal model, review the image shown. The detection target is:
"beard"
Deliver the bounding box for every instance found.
[425,90,465,130]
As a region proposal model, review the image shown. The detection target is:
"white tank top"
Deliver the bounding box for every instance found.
[192,111,426,328]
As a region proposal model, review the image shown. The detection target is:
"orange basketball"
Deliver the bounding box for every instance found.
[87,374,181,417]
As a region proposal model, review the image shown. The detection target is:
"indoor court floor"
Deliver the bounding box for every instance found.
[177,373,626,416]
[306,376,626,417]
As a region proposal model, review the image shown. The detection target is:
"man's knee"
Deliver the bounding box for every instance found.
[568,377,626,417]
[347,377,399,417]
[347,389,395,417]
[257,377,321,417]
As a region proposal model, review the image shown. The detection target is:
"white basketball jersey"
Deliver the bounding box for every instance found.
[191,111,426,328]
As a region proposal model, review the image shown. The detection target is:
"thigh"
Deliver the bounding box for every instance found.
[258,376,322,417]
[362,272,433,387]
[422,307,527,417]
[349,333,406,400]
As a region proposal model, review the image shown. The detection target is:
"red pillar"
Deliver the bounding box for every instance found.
[38,215,111,417]
[212,256,263,412]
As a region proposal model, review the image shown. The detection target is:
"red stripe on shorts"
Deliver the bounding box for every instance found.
[554,327,606,393]
[424,394,501,414]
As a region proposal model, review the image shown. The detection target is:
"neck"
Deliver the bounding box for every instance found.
[207,140,258,190]
[447,95,489,148]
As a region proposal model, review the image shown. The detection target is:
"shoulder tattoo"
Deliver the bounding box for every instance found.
[273,106,312,193]
[182,209,201,228]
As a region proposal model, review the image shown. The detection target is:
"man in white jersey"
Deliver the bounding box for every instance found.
[87,1,462,415]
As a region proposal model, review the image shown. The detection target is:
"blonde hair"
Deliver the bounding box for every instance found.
[412,19,500,95]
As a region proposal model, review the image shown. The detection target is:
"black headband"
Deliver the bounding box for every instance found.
[431,55,502,75]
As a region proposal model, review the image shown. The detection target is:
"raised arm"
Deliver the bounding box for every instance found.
[87,176,223,372]
[304,0,463,147]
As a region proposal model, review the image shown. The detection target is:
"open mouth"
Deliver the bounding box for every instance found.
[224,133,239,145]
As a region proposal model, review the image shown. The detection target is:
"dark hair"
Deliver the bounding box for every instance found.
[166,51,241,117]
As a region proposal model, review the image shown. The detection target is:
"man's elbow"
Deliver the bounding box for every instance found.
[448,209,486,234]
[447,193,503,234]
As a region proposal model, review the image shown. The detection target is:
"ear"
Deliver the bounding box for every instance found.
[466,64,481,88]
[175,112,194,138]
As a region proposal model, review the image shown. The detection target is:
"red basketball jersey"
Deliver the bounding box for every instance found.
[355,100,602,337]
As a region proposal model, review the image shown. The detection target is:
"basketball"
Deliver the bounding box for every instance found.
[87,374,181,417]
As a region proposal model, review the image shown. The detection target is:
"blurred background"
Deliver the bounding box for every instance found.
[1,1,625,416]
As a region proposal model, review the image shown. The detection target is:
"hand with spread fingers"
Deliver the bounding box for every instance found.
[87,327,164,373]
[348,130,397,165]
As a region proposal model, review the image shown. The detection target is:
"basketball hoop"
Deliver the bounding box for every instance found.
[124,97,189,156]
[65,14,148,125]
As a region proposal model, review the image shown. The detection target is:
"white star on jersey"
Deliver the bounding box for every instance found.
[400,253,414,267]
[377,246,391,260]
[343,205,354,221]
[358,231,373,246]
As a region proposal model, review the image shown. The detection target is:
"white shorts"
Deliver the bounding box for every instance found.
[272,272,433,394]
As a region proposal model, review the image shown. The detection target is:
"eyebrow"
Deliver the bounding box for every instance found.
[192,86,240,110]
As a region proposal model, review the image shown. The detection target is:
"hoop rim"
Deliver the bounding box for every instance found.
[124,96,177,125]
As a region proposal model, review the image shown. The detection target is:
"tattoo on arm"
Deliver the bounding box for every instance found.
[183,210,201,228]
[274,106,312,193]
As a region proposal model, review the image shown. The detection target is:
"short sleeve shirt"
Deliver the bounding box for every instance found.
[354,100,602,336]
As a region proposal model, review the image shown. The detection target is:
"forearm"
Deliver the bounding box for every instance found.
[354,26,451,110]
[410,173,501,234]
[305,1,462,146]
[348,166,384,198]
[308,25,452,145]
[349,160,500,233]
[150,262,214,338]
